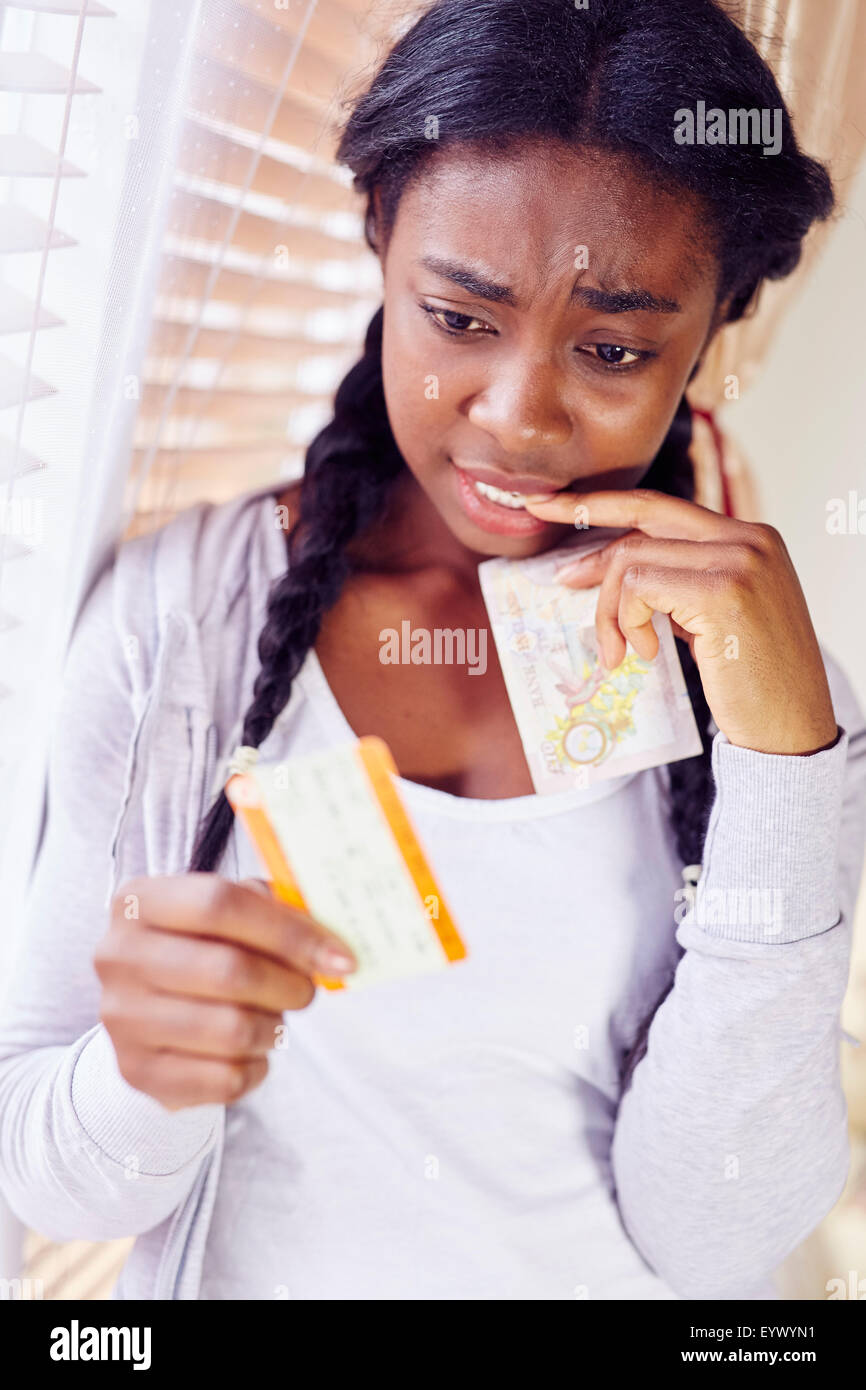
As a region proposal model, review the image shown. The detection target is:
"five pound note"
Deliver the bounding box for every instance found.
[225,736,467,991]
[478,541,703,794]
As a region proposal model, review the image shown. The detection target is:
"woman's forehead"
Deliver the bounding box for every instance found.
[393,143,715,307]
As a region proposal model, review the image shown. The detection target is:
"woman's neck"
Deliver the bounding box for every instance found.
[345,468,485,586]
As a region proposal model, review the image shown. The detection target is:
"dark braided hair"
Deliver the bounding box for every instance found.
[188,0,833,1080]
[188,304,403,872]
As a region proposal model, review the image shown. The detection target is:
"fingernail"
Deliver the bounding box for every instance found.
[316,944,356,975]
[522,493,556,503]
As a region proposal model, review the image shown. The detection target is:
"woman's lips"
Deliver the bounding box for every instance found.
[452,460,562,496]
[450,460,557,536]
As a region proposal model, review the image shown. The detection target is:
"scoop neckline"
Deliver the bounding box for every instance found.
[257,487,639,822]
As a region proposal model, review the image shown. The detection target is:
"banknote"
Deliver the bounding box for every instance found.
[478,540,703,793]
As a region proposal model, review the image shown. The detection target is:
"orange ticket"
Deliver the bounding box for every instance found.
[225,736,467,991]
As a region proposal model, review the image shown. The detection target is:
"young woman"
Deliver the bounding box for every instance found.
[1,0,865,1302]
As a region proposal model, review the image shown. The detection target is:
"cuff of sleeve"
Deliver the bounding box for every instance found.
[70,1024,222,1177]
[684,725,849,946]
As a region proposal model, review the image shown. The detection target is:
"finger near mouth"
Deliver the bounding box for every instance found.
[521,492,572,511]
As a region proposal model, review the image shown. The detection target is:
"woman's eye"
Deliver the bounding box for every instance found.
[588,343,643,366]
[420,303,488,336]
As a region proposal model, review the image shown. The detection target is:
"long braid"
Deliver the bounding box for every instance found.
[187,306,403,873]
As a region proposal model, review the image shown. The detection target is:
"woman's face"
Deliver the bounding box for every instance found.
[377,139,723,559]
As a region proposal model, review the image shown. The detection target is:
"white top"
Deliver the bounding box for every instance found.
[204,647,686,1300]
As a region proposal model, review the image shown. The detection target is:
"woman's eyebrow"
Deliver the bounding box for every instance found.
[418,254,517,304]
[417,255,681,314]
[573,286,682,314]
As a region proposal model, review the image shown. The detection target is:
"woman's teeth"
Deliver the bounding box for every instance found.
[472,479,528,510]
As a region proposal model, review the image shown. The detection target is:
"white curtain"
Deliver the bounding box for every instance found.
[1,0,206,968]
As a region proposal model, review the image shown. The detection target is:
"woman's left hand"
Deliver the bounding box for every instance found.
[522,487,839,757]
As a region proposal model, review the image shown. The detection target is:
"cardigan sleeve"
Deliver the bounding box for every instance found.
[0,555,222,1243]
[610,645,866,1299]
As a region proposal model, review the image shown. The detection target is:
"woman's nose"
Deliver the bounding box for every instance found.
[465,354,573,454]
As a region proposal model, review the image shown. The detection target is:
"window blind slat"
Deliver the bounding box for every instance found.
[4,1,114,14]
[142,361,345,394]
[176,119,355,211]
[0,438,46,483]
[0,355,56,409]
[160,252,369,309]
[0,53,100,94]
[166,188,365,262]
[148,317,360,363]
[133,414,316,451]
[0,204,76,253]
[0,285,64,334]
[0,134,84,177]
[133,443,300,481]
[138,381,331,423]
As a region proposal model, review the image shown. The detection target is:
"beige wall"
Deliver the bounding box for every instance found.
[721,159,866,710]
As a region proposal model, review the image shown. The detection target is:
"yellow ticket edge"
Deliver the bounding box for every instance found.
[225,735,467,991]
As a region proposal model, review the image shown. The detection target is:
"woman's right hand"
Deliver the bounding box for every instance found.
[94,873,357,1112]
